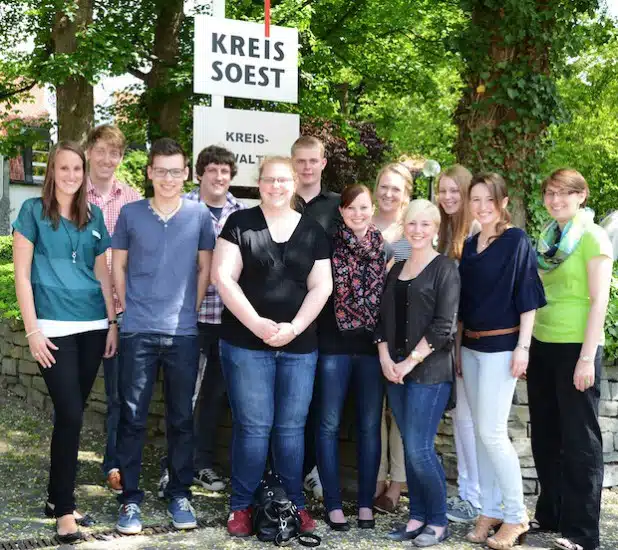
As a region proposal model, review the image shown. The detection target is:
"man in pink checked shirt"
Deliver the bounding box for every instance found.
[86,125,141,496]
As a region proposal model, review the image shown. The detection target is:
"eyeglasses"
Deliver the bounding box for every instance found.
[258,176,294,184]
[152,168,185,179]
[544,189,577,199]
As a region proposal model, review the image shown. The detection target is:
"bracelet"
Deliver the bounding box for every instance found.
[516,343,530,352]
[25,329,41,339]
[108,319,118,325]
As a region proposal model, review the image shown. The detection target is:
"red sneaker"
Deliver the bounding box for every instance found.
[227,508,252,537]
[298,509,316,533]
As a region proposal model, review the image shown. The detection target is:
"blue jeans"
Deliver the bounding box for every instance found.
[220,340,317,511]
[116,333,200,504]
[317,354,384,512]
[102,312,123,476]
[387,378,451,526]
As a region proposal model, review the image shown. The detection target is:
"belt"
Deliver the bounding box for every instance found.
[464,326,520,339]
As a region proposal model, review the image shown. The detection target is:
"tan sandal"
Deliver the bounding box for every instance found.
[466,515,503,543]
[486,520,530,549]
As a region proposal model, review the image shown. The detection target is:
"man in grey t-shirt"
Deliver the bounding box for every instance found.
[111,139,216,535]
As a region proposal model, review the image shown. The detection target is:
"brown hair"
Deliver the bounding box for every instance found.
[375,163,414,208]
[291,135,325,157]
[436,164,474,260]
[42,141,90,230]
[195,145,237,178]
[85,124,126,153]
[469,172,511,243]
[542,168,589,206]
[340,184,372,209]
[148,137,188,166]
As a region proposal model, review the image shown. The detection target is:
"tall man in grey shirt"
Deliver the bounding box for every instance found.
[111,139,216,535]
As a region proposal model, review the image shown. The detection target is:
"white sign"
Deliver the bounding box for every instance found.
[193,106,300,187]
[194,16,298,103]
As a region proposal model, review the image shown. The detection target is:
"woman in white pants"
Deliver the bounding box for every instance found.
[435,165,483,524]
[458,173,546,549]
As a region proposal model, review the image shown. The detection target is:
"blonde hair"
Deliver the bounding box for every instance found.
[436,164,474,260]
[258,156,298,183]
[375,163,414,208]
[403,199,441,229]
[291,136,325,158]
[86,124,126,153]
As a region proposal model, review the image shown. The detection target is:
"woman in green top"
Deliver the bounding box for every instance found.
[528,169,613,550]
[13,141,118,543]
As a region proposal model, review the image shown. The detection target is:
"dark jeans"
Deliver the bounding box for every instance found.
[41,329,107,517]
[102,314,123,475]
[316,354,384,512]
[387,377,451,526]
[193,323,226,471]
[303,389,319,479]
[220,340,317,510]
[527,338,603,550]
[116,333,200,505]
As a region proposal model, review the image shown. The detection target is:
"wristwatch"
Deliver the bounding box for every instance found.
[410,350,424,363]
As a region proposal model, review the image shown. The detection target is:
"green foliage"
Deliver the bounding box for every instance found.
[0,236,13,263]
[604,268,618,364]
[0,263,19,320]
[116,149,148,193]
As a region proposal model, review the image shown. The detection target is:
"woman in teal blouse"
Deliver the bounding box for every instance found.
[13,141,117,543]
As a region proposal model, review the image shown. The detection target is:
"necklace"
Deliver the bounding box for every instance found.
[59,217,81,263]
[151,198,182,221]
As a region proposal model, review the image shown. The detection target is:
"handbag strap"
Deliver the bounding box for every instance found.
[274,531,321,547]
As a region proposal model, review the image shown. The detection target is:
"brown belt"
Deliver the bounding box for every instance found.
[464,326,520,339]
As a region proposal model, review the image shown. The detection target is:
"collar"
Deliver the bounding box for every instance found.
[188,188,240,209]
[87,176,122,197]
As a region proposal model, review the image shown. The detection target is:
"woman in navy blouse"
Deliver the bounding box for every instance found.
[458,173,546,549]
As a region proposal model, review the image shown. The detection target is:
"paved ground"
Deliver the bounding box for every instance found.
[1,388,617,549]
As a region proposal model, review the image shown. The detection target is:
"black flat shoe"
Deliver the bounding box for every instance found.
[357,518,375,529]
[324,513,351,532]
[55,521,83,544]
[46,502,96,527]
[386,523,426,541]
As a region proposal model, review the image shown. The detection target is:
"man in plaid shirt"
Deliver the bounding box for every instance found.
[86,125,141,496]
[185,145,244,491]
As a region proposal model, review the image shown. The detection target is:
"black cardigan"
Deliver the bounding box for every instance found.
[374,255,460,384]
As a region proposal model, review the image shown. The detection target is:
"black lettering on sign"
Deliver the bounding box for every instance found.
[258,66,269,86]
[274,42,285,61]
[248,38,260,58]
[235,153,266,164]
[230,35,245,56]
[226,63,243,83]
[271,68,284,88]
[225,131,234,141]
[244,65,256,85]
[212,61,224,81]
[212,33,227,54]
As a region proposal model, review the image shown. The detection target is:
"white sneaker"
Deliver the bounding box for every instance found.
[303,466,323,500]
[193,468,225,491]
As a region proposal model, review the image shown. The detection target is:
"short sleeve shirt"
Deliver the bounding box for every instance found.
[112,199,216,336]
[534,224,613,344]
[219,206,331,353]
[12,198,110,336]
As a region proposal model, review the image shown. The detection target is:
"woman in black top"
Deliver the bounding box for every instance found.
[375,199,460,547]
[316,184,390,531]
[211,156,332,537]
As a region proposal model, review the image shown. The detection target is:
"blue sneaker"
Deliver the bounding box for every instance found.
[168,497,197,530]
[116,503,142,535]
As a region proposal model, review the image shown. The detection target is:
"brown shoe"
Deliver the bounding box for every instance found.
[486,520,529,549]
[466,515,503,543]
[107,469,123,495]
[374,493,398,514]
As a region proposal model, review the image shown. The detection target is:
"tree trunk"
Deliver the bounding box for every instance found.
[52,0,94,143]
[143,0,186,141]
[453,1,553,228]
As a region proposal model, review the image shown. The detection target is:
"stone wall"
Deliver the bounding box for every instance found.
[2,317,618,495]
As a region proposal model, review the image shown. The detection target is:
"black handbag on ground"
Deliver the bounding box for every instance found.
[253,471,321,547]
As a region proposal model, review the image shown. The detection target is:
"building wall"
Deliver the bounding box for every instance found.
[8,183,41,227]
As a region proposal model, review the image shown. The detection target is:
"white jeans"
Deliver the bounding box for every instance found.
[452,375,482,509]
[461,347,526,523]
